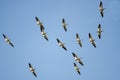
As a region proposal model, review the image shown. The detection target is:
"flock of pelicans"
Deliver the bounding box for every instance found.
[2,1,105,78]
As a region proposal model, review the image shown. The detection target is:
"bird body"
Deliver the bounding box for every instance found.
[56,38,67,51]
[62,18,67,31]
[97,24,102,39]
[76,33,82,47]
[28,63,37,77]
[99,1,104,17]
[72,52,84,66]
[74,63,80,75]
[3,34,14,47]
[89,33,96,48]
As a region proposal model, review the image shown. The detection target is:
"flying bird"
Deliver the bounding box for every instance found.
[56,38,67,51]
[3,34,14,47]
[97,24,102,39]
[62,18,67,31]
[88,33,96,48]
[76,33,82,47]
[74,62,80,75]
[28,63,37,77]
[41,29,48,41]
[99,1,104,17]
[72,52,84,66]
[35,16,45,31]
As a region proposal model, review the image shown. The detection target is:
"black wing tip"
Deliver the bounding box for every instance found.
[74,62,76,66]
[63,46,67,51]
[3,34,5,37]
[44,37,48,41]
[62,18,65,23]
[35,16,39,21]
[56,38,59,42]
[28,63,31,66]
[88,33,91,37]
[72,52,75,56]
[10,43,14,47]
[76,33,79,38]
[64,28,67,31]
[78,71,81,75]
[98,24,101,27]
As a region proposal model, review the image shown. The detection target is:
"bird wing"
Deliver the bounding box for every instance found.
[56,38,60,43]
[79,60,84,66]
[35,17,39,22]
[100,12,104,17]
[72,52,78,58]
[77,70,81,75]
[63,26,67,31]
[44,35,48,41]
[100,1,103,7]
[33,71,37,77]
[88,33,92,39]
[92,42,96,48]
[76,33,79,39]
[28,63,33,68]
[9,42,14,47]
[62,18,65,23]
[62,45,67,51]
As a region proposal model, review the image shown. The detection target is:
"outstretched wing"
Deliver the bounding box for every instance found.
[62,18,65,23]
[44,36,48,41]
[9,42,14,47]
[72,52,78,58]
[56,38,60,43]
[92,42,96,48]
[88,33,92,39]
[62,45,67,51]
[99,1,103,7]
[100,12,104,17]
[33,72,37,77]
[28,63,32,68]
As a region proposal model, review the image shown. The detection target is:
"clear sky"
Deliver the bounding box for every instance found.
[0,0,120,80]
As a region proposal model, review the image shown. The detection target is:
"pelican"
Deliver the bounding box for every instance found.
[88,33,96,48]
[41,29,48,41]
[99,1,104,17]
[3,34,14,47]
[74,63,80,75]
[35,16,45,31]
[97,24,102,39]
[62,18,67,31]
[72,52,84,66]
[28,63,37,77]
[76,33,82,47]
[56,38,67,51]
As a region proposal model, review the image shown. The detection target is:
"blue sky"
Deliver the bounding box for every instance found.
[0,0,120,80]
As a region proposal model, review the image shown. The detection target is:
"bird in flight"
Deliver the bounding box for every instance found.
[99,1,104,17]
[41,29,48,41]
[74,62,80,75]
[56,38,67,51]
[62,18,67,32]
[3,34,14,47]
[88,33,96,48]
[28,63,37,77]
[72,52,84,66]
[35,16,45,31]
[76,33,82,47]
[97,24,102,39]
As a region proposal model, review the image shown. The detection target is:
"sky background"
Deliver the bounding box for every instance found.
[0,0,120,80]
